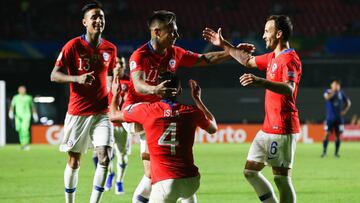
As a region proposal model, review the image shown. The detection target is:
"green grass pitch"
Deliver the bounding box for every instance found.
[0,143,359,203]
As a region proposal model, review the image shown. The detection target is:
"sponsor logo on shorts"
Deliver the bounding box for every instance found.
[67,140,74,147]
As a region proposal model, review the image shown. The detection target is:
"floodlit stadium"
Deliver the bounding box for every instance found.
[1,0,360,203]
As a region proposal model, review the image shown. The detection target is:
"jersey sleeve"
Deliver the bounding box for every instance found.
[123,103,148,124]
[255,53,271,71]
[129,51,146,74]
[282,59,301,83]
[55,41,73,70]
[341,91,349,103]
[108,46,117,73]
[177,47,200,67]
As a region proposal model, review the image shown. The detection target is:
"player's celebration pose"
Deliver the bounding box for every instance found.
[204,15,302,203]
[50,2,117,203]
[110,72,217,203]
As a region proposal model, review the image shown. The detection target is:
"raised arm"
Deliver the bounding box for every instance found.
[202,27,257,68]
[108,76,125,123]
[189,79,217,134]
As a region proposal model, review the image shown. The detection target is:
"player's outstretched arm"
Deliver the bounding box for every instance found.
[132,70,177,97]
[202,27,257,68]
[50,66,95,85]
[189,79,217,134]
[239,73,295,96]
[109,76,125,123]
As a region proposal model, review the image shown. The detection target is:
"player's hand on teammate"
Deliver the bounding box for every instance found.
[239,73,262,87]
[189,79,201,101]
[202,27,225,48]
[154,80,178,98]
[77,71,95,85]
[236,43,256,53]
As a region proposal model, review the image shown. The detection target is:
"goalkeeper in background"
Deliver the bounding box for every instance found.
[8,85,38,150]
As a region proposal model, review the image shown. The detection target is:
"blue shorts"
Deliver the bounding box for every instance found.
[324,119,344,134]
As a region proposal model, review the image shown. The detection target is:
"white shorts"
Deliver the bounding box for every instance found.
[122,103,148,155]
[149,176,200,203]
[247,130,298,168]
[60,113,114,154]
[113,125,131,155]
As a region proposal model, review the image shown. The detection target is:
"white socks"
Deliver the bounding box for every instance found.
[274,175,296,203]
[244,169,278,203]
[90,164,108,203]
[116,154,128,182]
[132,175,152,203]
[64,164,79,203]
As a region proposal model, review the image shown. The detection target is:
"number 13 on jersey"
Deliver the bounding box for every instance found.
[158,122,179,155]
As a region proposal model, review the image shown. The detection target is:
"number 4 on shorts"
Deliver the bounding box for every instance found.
[158,122,179,155]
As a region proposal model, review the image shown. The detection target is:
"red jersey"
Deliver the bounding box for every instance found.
[55,35,117,116]
[255,49,302,134]
[124,42,200,107]
[123,100,210,184]
[109,74,130,126]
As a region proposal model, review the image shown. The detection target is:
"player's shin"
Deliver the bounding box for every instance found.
[132,175,151,203]
[274,175,296,203]
[244,169,278,203]
[90,164,108,203]
[64,164,79,203]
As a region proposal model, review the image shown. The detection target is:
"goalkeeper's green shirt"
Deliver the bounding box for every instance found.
[11,94,33,117]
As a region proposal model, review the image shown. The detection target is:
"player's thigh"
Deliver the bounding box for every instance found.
[265,133,298,169]
[247,130,267,165]
[60,113,93,153]
[90,114,113,148]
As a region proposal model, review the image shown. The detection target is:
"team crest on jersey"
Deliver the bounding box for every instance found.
[130,61,137,70]
[103,52,110,61]
[169,59,176,69]
[271,63,278,72]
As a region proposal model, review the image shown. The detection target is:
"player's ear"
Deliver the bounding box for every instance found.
[276,30,282,39]
[82,18,87,27]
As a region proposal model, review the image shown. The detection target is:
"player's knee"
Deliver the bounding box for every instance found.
[243,169,258,179]
[96,148,110,166]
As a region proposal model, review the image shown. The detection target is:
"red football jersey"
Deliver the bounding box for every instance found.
[109,75,130,126]
[123,42,200,108]
[123,100,210,184]
[55,35,117,116]
[255,49,302,134]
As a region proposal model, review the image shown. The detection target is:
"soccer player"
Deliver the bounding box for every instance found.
[322,78,351,158]
[109,72,217,203]
[50,2,117,203]
[8,85,38,150]
[104,56,132,194]
[204,15,302,203]
[124,10,253,203]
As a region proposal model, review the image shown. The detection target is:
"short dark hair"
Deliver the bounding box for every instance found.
[158,72,180,89]
[267,15,293,41]
[330,78,341,84]
[81,1,103,17]
[147,10,176,28]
